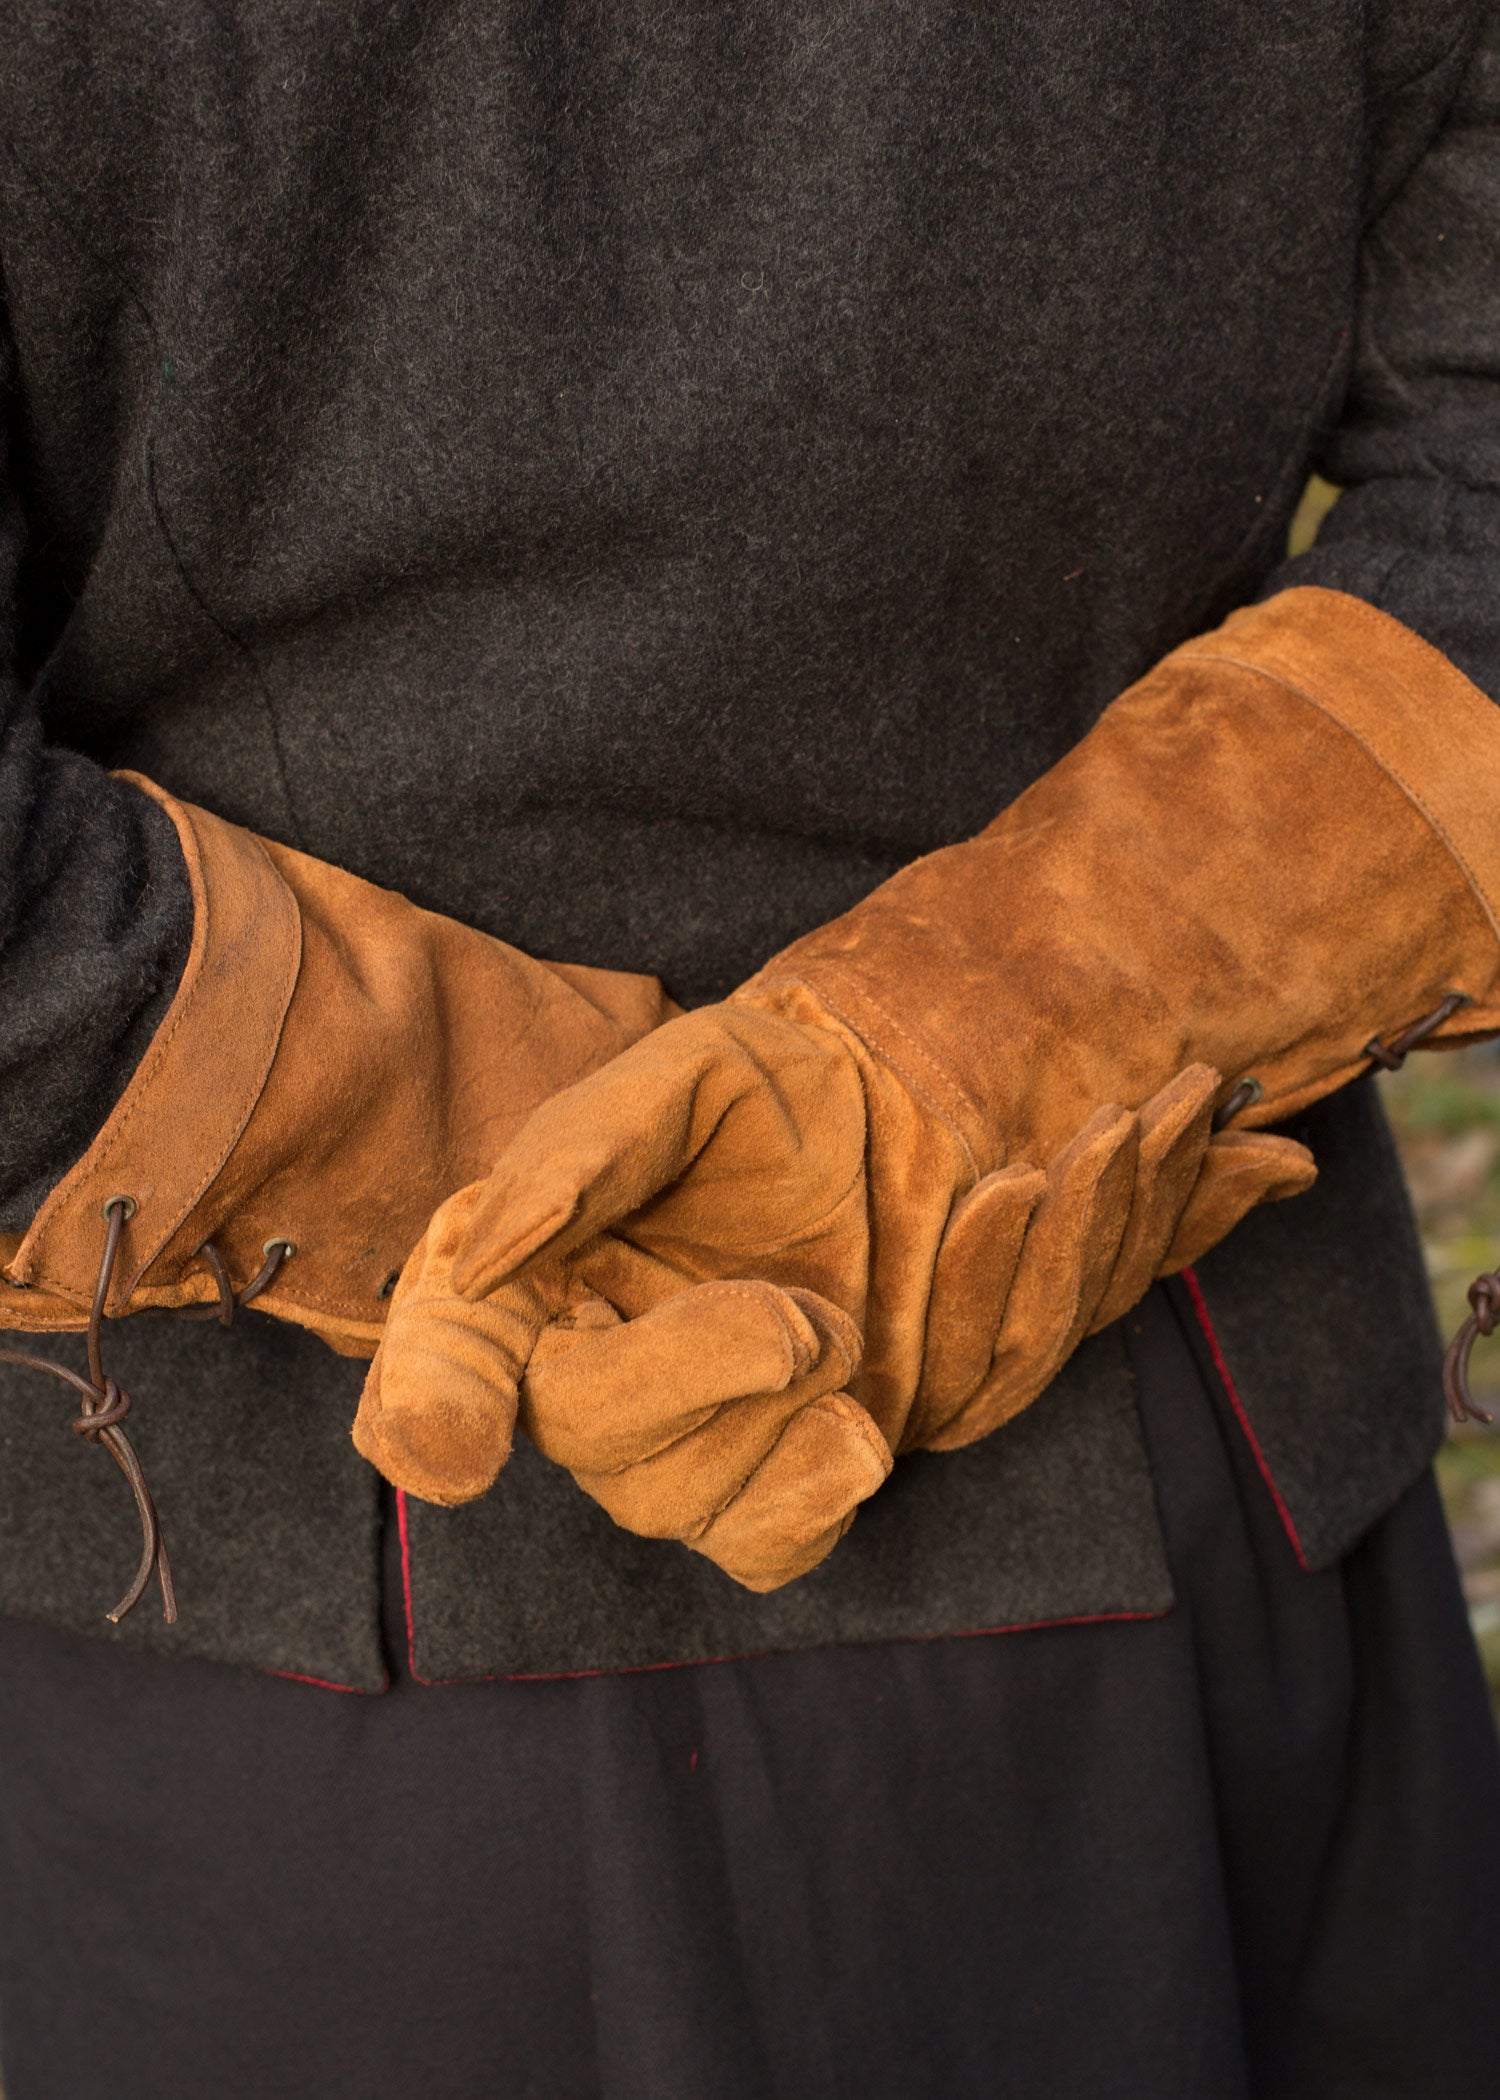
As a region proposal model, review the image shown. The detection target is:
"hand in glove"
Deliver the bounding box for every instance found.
[356,998,1293,1588]
[357,588,1500,1586]
[1,776,673,1354]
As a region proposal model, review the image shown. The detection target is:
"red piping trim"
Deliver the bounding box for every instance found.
[263,1665,385,1695]
[489,1610,1165,1686]
[397,1476,1165,1686]
[396,1485,424,1681]
[1180,1265,1310,1570]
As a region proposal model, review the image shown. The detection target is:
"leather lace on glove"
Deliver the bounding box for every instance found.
[356,588,1500,1588]
[1,776,672,1353]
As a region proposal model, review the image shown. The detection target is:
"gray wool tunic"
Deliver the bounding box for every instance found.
[0,0,1496,1690]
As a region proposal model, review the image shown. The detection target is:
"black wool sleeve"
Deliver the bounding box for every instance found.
[0,314,193,1232]
[1269,2,1500,702]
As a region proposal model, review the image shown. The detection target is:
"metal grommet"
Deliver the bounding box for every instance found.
[264,1237,296,1260]
[102,1195,138,1223]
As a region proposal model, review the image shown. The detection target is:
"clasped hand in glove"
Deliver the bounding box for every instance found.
[357,974,1294,1579]
[357,589,1500,1589]
[354,989,1292,1588]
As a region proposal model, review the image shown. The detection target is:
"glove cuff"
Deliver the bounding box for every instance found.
[1183,587,1500,948]
[748,586,1500,1168]
[3,781,672,1349]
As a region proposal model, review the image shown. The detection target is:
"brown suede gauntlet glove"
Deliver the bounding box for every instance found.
[0,776,672,1354]
[356,587,1500,1590]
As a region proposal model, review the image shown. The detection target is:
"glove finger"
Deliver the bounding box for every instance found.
[905,1163,1046,1449]
[1087,1064,1220,1334]
[690,1392,894,1592]
[568,1230,705,1318]
[450,1007,858,1299]
[571,1295,864,1539]
[1160,1130,1317,1274]
[524,1277,862,1472]
[923,1103,1139,1452]
[353,1181,553,1505]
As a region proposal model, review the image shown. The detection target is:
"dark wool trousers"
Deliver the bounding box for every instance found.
[1,1282,1498,2100]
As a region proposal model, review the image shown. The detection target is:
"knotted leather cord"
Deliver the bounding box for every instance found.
[0,1204,292,1624]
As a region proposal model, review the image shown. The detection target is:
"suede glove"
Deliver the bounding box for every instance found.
[354,1006,1279,1588]
[0,775,672,1354]
[356,588,1500,1586]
